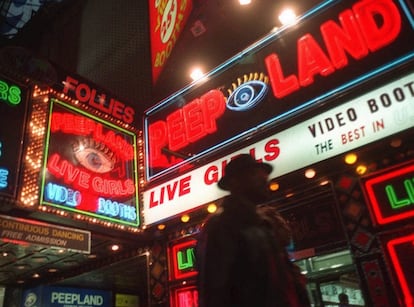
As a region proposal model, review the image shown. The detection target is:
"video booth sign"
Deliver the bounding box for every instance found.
[40,99,139,227]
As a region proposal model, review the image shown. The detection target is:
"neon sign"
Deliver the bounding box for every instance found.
[386,234,414,307]
[363,162,414,225]
[0,79,21,106]
[170,239,197,280]
[144,0,414,180]
[61,75,135,125]
[0,75,28,197]
[40,99,139,226]
[171,286,198,307]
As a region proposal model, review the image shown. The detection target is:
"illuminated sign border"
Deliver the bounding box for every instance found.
[363,162,414,225]
[169,239,197,280]
[170,285,198,307]
[386,234,414,307]
[144,0,414,181]
[40,98,140,227]
[143,70,414,225]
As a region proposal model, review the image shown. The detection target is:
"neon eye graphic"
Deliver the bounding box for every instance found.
[73,138,116,173]
[226,73,269,111]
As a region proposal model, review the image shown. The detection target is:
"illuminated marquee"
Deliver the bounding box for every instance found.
[40,99,139,226]
[363,162,414,225]
[144,0,414,180]
[0,75,28,197]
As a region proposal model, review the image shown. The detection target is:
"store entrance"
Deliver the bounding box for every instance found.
[295,250,366,307]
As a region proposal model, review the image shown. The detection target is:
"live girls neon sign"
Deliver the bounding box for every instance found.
[40,99,139,226]
[363,162,414,225]
[145,0,414,180]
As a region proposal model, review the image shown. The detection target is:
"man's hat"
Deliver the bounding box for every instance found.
[218,154,273,190]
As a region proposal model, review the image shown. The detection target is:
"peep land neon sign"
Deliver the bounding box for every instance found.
[145,0,414,180]
[364,162,414,225]
[40,99,139,226]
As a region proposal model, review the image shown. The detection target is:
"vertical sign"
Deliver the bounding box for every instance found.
[40,99,140,227]
[0,75,28,198]
[363,162,414,225]
[169,239,197,280]
[149,0,193,83]
[386,234,414,307]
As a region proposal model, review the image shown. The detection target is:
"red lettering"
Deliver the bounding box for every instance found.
[148,176,192,207]
[265,53,299,99]
[47,153,91,190]
[264,139,280,161]
[265,0,402,99]
[353,0,401,52]
[321,10,369,69]
[61,76,135,124]
[204,165,219,185]
[167,109,188,151]
[298,34,335,87]
[183,100,205,142]
[148,89,226,167]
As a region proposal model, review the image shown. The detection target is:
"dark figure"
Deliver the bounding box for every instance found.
[338,293,349,307]
[196,154,310,307]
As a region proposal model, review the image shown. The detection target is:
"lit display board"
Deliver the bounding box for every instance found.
[363,162,414,225]
[143,70,414,225]
[169,239,197,280]
[149,0,193,83]
[144,0,414,181]
[0,75,28,198]
[386,234,414,307]
[170,285,198,307]
[40,98,139,226]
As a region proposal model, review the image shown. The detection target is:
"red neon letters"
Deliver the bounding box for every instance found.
[148,89,226,166]
[62,76,135,124]
[48,153,135,197]
[265,0,402,99]
[51,112,134,161]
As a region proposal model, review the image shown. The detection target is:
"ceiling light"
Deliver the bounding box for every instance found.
[390,138,402,147]
[239,0,251,5]
[305,168,316,178]
[181,214,190,223]
[278,8,297,26]
[157,224,166,230]
[190,67,204,81]
[344,153,358,164]
[356,164,367,175]
[111,244,120,251]
[207,203,217,213]
[269,181,279,191]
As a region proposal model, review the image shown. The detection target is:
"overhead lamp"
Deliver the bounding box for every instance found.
[345,153,358,165]
[181,214,190,223]
[207,203,217,214]
[269,181,280,191]
[278,8,297,26]
[305,168,316,179]
[157,224,166,230]
[356,164,367,175]
[239,0,251,5]
[190,67,204,81]
[111,244,120,251]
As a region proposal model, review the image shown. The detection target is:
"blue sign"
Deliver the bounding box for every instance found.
[23,286,112,307]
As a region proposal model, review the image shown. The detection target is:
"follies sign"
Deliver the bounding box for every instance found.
[40,99,139,227]
[144,0,414,181]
